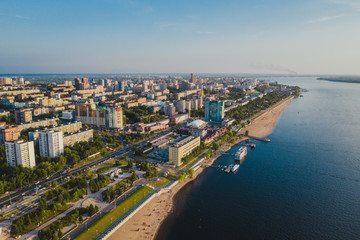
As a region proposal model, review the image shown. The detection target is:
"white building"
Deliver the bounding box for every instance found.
[39,131,64,158]
[5,140,36,168]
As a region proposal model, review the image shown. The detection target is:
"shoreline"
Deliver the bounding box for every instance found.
[107,97,293,240]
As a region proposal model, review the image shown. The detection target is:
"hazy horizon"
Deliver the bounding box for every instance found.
[1,0,360,75]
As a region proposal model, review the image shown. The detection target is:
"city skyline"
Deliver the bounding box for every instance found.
[1,0,360,75]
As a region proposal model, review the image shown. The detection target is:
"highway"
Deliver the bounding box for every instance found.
[0,129,171,211]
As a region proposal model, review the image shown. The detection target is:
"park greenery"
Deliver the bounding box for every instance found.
[89,174,112,193]
[293,86,301,96]
[0,112,15,125]
[190,108,205,118]
[123,105,158,123]
[119,132,153,145]
[141,114,165,123]
[100,132,123,149]
[255,85,268,93]
[38,205,99,240]
[74,186,152,240]
[101,174,136,202]
[11,176,89,237]
[226,91,287,124]
[228,88,245,101]
[135,161,159,178]
[181,142,207,165]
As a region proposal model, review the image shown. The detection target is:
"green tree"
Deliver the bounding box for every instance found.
[188,169,194,178]
[245,130,249,136]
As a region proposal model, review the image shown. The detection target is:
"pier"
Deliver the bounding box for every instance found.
[248,136,271,142]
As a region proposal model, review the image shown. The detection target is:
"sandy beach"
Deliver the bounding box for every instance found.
[107,97,293,240]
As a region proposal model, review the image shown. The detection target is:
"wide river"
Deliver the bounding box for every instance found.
[155,77,360,240]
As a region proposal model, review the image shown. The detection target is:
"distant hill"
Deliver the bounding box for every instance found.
[317,76,360,83]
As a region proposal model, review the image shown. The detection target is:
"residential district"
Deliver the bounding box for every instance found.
[0,74,299,240]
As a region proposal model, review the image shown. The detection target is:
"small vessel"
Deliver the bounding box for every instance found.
[224,164,233,173]
[231,164,240,172]
[250,144,256,149]
[235,147,247,161]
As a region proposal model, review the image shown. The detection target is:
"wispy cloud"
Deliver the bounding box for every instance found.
[251,31,265,38]
[329,0,360,12]
[154,21,199,31]
[155,22,183,30]
[15,15,30,19]
[197,31,217,35]
[305,14,344,24]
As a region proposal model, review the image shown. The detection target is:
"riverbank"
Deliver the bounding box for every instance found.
[106,97,293,240]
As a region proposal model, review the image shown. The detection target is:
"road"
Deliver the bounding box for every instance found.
[0,129,172,210]
[60,178,153,240]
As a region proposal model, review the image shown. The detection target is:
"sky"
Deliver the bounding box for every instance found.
[0,0,360,75]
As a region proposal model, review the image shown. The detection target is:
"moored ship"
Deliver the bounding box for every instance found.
[231,164,240,172]
[234,147,247,161]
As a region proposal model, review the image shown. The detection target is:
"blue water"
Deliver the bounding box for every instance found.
[156,77,360,240]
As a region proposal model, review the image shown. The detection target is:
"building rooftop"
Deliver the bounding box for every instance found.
[172,136,197,148]
[187,120,206,129]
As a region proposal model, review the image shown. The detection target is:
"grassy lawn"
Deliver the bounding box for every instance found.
[148,173,177,188]
[72,150,109,169]
[74,186,153,240]
[149,178,170,188]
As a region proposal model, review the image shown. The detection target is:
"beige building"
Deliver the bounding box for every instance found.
[15,109,33,124]
[76,102,123,129]
[28,121,82,143]
[63,129,93,147]
[17,118,59,132]
[169,136,200,166]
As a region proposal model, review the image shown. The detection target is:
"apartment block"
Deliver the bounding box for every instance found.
[63,129,93,147]
[39,131,64,158]
[15,109,33,124]
[0,126,20,144]
[17,118,59,132]
[5,140,36,168]
[169,136,200,166]
[75,102,123,129]
[28,121,82,143]
[205,101,225,122]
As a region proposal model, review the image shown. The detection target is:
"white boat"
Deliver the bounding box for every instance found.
[224,164,233,173]
[231,164,240,172]
[234,147,247,161]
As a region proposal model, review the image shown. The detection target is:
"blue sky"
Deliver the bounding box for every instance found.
[1,0,360,74]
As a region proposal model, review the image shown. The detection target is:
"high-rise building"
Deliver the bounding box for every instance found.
[74,78,90,90]
[205,101,225,122]
[176,100,186,113]
[164,104,176,117]
[15,109,33,124]
[39,131,64,158]
[5,140,36,168]
[17,78,25,85]
[105,106,123,129]
[0,77,13,85]
[190,73,197,83]
[75,102,123,129]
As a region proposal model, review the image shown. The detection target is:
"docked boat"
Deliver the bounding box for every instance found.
[224,164,233,173]
[231,164,240,172]
[234,146,247,161]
